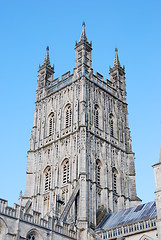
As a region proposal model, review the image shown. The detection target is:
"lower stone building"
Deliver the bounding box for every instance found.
[0,23,161,240]
[0,198,159,239]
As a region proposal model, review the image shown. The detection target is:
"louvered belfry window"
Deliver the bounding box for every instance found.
[110,119,114,137]
[96,160,101,185]
[63,160,69,184]
[65,105,72,128]
[44,166,51,191]
[95,105,99,128]
[112,168,117,194]
[49,113,54,136]
[113,173,117,193]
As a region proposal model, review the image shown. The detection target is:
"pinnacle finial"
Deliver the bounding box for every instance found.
[113,47,121,68]
[79,21,87,42]
[43,45,51,66]
[19,190,22,199]
[159,145,161,163]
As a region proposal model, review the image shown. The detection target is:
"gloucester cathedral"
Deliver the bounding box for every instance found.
[0,23,161,240]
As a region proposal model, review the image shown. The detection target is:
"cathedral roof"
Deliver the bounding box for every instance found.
[100,201,156,230]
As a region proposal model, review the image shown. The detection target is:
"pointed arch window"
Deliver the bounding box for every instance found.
[113,172,117,193]
[96,160,101,186]
[62,159,69,184]
[44,166,51,192]
[95,105,99,128]
[49,112,54,136]
[112,168,117,194]
[65,104,72,128]
[110,119,114,137]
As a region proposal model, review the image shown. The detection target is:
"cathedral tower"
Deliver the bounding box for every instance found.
[23,23,141,229]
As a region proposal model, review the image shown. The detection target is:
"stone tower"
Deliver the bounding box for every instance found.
[22,23,141,229]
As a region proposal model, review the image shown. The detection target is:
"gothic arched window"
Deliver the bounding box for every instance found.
[113,172,117,193]
[65,104,72,128]
[96,160,101,186]
[62,159,69,184]
[44,166,51,192]
[110,118,114,137]
[49,112,54,136]
[94,105,99,128]
[112,168,118,194]
[26,230,42,240]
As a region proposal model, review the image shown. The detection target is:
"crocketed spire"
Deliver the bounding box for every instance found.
[43,46,51,66]
[113,48,121,68]
[159,145,161,163]
[79,21,87,42]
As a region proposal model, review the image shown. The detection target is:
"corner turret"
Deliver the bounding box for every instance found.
[75,22,92,77]
[36,46,54,101]
[109,48,126,102]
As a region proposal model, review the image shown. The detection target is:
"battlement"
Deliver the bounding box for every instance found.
[46,71,73,96]
[0,198,77,239]
[0,198,19,218]
[44,69,117,98]
[93,72,115,95]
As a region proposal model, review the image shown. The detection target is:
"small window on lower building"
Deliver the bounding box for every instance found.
[26,233,35,240]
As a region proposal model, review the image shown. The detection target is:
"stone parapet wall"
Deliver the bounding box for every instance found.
[0,198,77,239]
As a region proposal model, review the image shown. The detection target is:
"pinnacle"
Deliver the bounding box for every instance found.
[79,21,87,42]
[113,48,121,68]
[159,145,161,163]
[43,45,51,66]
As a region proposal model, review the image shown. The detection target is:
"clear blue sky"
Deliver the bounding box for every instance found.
[0,1,161,206]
